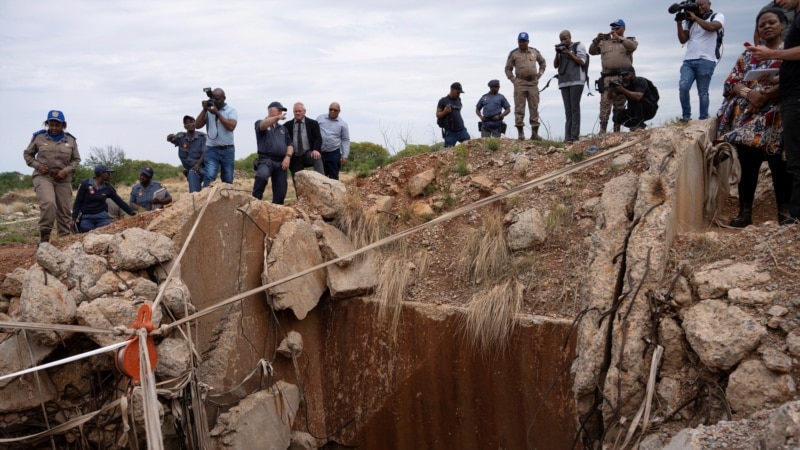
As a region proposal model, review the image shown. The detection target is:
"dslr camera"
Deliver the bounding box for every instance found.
[555,42,569,53]
[202,87,215,109]
[668,0,699,21]
[608,79,621,89]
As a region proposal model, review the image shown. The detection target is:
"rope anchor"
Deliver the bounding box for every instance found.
[115,304,158,384]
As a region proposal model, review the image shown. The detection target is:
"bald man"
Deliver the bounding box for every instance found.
[317,102,350,180]
[196,87,238,186]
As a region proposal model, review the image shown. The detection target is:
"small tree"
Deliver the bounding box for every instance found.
[84,145,127,168]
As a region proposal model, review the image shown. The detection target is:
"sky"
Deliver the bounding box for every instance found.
[0,1,768,174]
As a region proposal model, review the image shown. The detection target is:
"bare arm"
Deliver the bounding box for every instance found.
[677,21,689,44]
[747,43,800,62]
[257,114,283,131]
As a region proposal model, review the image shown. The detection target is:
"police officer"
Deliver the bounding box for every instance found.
[475,80,511,137]
[505,32,547,140]
[23,110,81,244]
[589,19,638,134]
[253,101,293,204]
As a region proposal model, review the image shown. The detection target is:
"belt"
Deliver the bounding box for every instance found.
[208,145,234,150]
[259,154,285,162]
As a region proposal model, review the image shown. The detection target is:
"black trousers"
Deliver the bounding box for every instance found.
[735,144,792,205]
[613,99,657,129]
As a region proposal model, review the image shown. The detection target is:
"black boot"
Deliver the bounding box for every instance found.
[729,202,753,228]
[39,230,51,245]
[516,126,525,140]
[778,204,794,225]
[530,126,543,141]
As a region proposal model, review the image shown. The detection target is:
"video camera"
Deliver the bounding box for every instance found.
[202,87,215,109]
[668,0,699,21]
[608,80,621,89]
[555,42,569,53]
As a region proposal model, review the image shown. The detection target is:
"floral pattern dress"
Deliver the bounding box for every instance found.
[715,45,783,155]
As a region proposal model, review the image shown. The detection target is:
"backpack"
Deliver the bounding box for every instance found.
[641,77,660,104]
[571,42,591,91]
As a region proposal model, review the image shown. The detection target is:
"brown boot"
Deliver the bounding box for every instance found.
[778,204,793,225]
[516,126,525,140]
[729,202,753,228]
[530,126,543,141]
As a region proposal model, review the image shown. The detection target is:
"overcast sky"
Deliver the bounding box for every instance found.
[0,1,764,174]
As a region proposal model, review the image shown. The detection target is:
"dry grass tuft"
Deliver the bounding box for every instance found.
[455,208,510,284]
[459,278,525,354]
[335,186,389,250]
[375,247,429,336]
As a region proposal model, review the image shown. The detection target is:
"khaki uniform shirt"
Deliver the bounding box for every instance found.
[23,131,81,181]
[588,36,638,73]
[505,47,547,84]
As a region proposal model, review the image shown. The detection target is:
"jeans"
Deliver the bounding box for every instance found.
[444,128,470,147]
[322,149,342,180]
[203,146,235,186]
[560,85,584,141]
[252,158,288,204]
[783,96,800,218]
[79,211,111,232]
[186,168,204,193]
[679,58,716,120]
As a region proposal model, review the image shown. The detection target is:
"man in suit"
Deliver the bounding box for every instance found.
[284,102,324,189]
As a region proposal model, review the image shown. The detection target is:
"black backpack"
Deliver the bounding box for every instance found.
[640,77,660,104]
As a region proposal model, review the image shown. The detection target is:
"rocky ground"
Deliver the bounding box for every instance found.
[2,126,800,448]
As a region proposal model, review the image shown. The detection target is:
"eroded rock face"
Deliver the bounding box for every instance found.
[765,401,800,448]
[682,299,766,371]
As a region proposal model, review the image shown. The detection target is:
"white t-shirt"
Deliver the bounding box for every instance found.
[683,12,725,62]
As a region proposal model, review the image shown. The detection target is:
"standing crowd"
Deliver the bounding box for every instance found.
[21,0,800,243]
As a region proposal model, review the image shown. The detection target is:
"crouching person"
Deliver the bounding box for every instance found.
[610,65,659,130]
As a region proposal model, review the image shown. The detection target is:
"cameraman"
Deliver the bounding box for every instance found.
[553,30,588,144]
[589,19,638,134]
[609,65,658,130]
[675,0,724,122]
[436,82,470,147]
[195,87,238,187]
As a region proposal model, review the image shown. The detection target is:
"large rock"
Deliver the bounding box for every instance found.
[76,297,162,347]
[156,337,191,378]
[0,373,57,413]
[327,252,378,299]
[209,381,301,450]
[265,220,327,320]
[160,277,195,319]
[506,208,547,250]
[108,228,175,271]
[64,244,109,299]
[18,267,77,346]
[35,243,72,277]
[726,359,796,413]
[0,320,54,389]
[0,267,27,297]
[682,299,766,371]
[407,169,436,197]
[765,401,800,449]
[294,170,347,219]
[315,219,355,268]
[690,260,771,299]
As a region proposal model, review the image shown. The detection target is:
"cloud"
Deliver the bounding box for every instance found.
[0,0,769,173]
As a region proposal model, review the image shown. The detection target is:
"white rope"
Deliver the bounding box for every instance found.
[618,345,664,449]
[137,328,164,450]
[0,399,122,444]
[703,139,740,224]
[0,340,128,383]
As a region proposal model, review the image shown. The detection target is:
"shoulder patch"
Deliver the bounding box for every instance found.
[65,132,77,140]
[176,132,186,139]
[508,48,519,57]
[32,129,46,137]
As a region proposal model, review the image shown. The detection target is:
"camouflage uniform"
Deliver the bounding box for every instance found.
[505,46,546,133]
[23,129,81,239]
[588,34,638,133]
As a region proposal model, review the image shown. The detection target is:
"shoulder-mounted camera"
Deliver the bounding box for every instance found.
[669,0,699,21]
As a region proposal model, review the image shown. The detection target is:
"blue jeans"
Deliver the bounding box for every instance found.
[783,96,800,219]
[444,128,470,147]
[322,149,342,180]
[186,168,204,193]
[203,146,235,186]
[252,158,288,204]
[79,211,111,232]
[679,58,716,120]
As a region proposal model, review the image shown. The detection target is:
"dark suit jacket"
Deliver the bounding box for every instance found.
[284,118,322,156]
